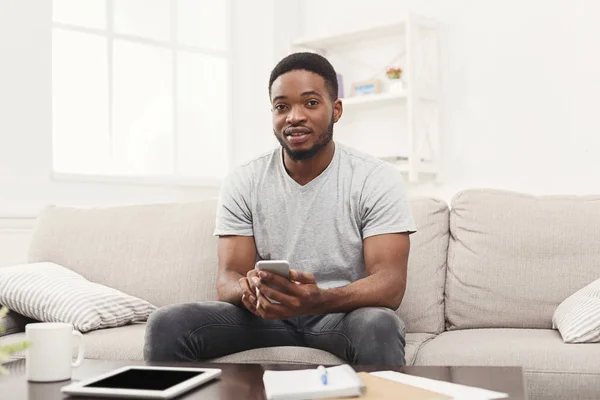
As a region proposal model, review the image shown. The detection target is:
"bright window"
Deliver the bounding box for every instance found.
[52,0,231,182]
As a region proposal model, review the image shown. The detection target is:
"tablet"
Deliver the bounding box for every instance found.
[60,365,222,399]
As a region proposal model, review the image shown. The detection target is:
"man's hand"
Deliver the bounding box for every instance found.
[252,269,322,320]
[238,269,261,315]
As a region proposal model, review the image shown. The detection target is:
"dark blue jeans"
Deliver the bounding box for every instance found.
[143,301,406,365]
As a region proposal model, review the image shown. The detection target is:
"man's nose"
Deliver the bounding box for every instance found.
[285,106,307,125]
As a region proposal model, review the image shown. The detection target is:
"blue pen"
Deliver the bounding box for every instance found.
[317,365,328,385]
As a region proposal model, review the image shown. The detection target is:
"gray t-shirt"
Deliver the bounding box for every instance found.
[214,142,416,289]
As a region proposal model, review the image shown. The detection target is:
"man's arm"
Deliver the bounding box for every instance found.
[254,232,410,319]
[216,235,260,313]
[318,232,409,312]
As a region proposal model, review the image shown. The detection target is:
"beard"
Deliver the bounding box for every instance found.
[274,115,334,161]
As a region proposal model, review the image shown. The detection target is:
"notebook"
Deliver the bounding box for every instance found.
[262,364,365,400]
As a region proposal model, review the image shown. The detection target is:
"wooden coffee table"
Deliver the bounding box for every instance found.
[0,359,527,399]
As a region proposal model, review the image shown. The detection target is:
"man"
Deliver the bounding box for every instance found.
[144,52,416,366]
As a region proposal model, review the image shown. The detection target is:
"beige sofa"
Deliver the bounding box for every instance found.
[2,189,600,399]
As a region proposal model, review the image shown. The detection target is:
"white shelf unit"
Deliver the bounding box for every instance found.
[290,13,441,182]
[341,91,406,107]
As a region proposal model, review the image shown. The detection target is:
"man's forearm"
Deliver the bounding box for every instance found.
[315,271,405,314]
[217,270,245,306]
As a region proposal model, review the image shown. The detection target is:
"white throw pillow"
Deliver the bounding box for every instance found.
[0,262,157,333]
[552,277,600,343]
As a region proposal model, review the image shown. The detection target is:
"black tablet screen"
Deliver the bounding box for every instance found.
[84,368,205,391]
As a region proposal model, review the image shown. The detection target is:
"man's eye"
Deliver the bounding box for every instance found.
[307,100,319,106]
[275,104,287,110]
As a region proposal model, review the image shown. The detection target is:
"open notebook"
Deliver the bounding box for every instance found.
[262,364,365,400]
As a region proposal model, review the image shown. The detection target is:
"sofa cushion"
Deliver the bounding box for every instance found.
[28,201,221,308]
[553,276,600,343]
[0,262,156,332]
[446,189,600,330]
[27,197,448,334]
[81,323,148,360]
[398,198,448,334]
[415,328,600,400]
[211,347,344,365]
[0,324,148,361]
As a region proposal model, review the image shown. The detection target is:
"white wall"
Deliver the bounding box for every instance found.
[0,0,221,217]
[232,0,305,164]
[0,0,281,264]
[230,0,279,164]
[299,0,600,201]
[0,0,286,216]
[4,0,600,263]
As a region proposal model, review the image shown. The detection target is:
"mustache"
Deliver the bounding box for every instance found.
[283,125,312,134]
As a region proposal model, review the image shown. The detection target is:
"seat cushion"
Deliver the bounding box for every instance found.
[0,323,149,361]
[82,323,148,360]
[398,198,448,334]
[415,328,600,400]
[211,347,344,365]
[447,189,600,330]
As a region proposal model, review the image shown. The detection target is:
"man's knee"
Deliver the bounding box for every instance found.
[144,303,191,361]
[347,307,405,337]
[143,301,230,361]
[345,307,406,365]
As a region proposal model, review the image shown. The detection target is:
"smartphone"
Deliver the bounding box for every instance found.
[254,260,290,304]
[255,260,290,278]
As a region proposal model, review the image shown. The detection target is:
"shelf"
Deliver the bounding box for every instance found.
[290,13,441,183]
[292,20,407,49]
[341,92,406,107]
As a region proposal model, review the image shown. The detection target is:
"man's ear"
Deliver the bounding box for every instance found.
[333,99,343,123]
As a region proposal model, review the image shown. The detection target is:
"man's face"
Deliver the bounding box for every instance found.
[271,70,342,161]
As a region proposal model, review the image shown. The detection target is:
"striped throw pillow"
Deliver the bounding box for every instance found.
[0,262,157,333]
[552,277,600,343]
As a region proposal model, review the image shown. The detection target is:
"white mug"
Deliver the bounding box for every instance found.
[25,322,85,382]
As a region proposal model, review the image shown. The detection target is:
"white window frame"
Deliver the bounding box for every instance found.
[50,0,234,188]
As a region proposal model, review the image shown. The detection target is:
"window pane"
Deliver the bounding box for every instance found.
[113,0,170,42]
[53,0,106,30]
[52,29,110,174]
[177,53,228,177]
[112,40,173,175]
[177,0,228,51]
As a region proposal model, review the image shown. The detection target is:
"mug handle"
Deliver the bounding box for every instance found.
[71,330,85,367]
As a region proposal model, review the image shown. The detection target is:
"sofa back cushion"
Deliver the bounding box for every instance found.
[398,198,448,334]
[27,196,450,332]
[28,201,220,307]
[446,189,600,330]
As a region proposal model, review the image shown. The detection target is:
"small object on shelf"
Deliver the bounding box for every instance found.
[386,66,403,80]
[351,79,381,97]
[389,80,405,94]
[386,66,405,94]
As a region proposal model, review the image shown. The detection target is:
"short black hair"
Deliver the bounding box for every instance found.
[268,52,338,101]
